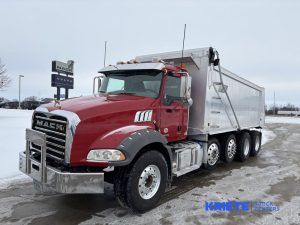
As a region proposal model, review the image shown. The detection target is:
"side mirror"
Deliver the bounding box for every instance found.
[98,79,102,90]
[180,75,193,107]
[93,75,103,94]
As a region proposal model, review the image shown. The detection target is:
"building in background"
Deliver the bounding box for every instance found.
[0,97,53,110]
[277,111,300,116]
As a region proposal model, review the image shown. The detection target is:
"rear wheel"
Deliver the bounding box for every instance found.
[114,150,168,212]
[250,131,262,156]
[204,138,220,170]
[236,132,251,162]
[221,134,237,163]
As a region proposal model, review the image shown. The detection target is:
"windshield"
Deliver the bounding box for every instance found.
[99,70,163,98]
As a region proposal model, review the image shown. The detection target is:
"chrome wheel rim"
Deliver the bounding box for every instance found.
[255,136,260,152]
[227,139,236,159]
[138,165,161,200]
[207,143,219,165]
[243,139,250,156]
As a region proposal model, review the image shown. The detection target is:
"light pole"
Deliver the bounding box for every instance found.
[18,75,24,109]
[273,91,276,115]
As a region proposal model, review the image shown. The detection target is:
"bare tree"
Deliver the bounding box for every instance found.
[0,58,11,90]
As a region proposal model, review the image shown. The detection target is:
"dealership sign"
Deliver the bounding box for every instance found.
[51,60,74,100]
[51,74,74,89]
[52,60,74,75]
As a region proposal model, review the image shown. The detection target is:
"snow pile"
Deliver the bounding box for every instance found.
[0,109,33,187]
[266,116,300,124]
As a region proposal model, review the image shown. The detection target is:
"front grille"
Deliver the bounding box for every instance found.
[31,112,68,162]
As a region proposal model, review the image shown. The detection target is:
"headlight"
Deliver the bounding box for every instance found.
[87,149,126,161]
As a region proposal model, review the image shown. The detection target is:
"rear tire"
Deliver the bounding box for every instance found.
[250,131,262,156]
[204,138,220,170]
[236,132,251,162]
[114,150,168,212]
[221,134,237,163]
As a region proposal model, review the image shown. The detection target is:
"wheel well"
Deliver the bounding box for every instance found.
[209,131,235,143]
[209,130,254,142]
[129,142,172,180]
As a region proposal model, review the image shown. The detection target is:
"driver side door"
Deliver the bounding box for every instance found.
[160,75,188,142]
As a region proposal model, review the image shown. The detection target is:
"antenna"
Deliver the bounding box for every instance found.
[104,41,107,67]
[180,24,187,69]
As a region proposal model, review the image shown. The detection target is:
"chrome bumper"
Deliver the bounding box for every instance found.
[19,129,104,194]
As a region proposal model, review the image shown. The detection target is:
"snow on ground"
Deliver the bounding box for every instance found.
[0,109,33,187]
[266,116,300,124]
[262,116,300,145]
[261,129,275,145]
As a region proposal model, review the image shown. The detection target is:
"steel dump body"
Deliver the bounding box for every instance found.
[136,48,265,137]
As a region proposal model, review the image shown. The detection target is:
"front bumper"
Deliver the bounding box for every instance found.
[19,129,104,194]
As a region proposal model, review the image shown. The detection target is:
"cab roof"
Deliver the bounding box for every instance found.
[98,62,165,73]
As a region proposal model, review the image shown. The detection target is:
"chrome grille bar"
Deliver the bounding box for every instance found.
[46,135,66,143]
[46,141,65,149]
[34,126,66,137]
[46,153,64,161]
[31,146,41,152]
[46,146,65,156]
[30,146,64,156]
[35,116,67,124]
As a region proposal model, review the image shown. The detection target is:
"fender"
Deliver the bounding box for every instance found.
[89,125,152,150]
[108,129,172,168]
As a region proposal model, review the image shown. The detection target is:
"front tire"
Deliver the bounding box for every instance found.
[114,150,168,212]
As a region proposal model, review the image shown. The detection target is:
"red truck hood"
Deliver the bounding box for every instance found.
[41,94,158,166]
[43,94,156,120]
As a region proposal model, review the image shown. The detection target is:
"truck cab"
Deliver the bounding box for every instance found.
[98,63,191,142]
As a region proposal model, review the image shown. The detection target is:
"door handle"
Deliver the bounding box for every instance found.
[166,109,173,113]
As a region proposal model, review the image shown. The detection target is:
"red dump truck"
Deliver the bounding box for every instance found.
[19,47,265,212]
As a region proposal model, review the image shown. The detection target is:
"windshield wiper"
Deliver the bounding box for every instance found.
[107,91,137,95]
[117,92,136,95]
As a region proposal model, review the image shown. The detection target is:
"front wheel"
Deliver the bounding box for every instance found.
[114,150,168,212]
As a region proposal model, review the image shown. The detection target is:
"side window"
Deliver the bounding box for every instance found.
[164,76,181,104]
[107,78,124,92]
[143,81,160,93]
[165,76,181,97]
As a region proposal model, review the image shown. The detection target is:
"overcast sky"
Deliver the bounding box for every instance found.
[0,0,299,106]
